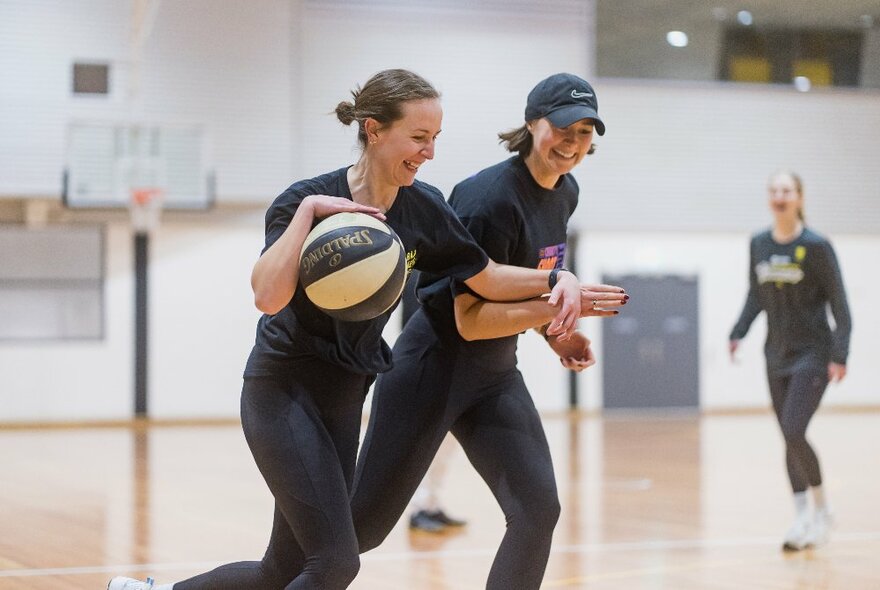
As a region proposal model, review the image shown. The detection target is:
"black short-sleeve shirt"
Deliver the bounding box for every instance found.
[244,167,489,377]
[418,156,578,364]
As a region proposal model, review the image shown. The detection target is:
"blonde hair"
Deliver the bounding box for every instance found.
[335,69,440,148]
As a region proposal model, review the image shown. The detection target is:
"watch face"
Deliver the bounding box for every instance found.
[549,268,561,289]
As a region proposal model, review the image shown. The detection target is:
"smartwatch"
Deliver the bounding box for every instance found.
[548,267,568,290]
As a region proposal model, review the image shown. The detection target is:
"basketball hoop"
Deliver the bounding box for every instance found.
[129,186,164,233]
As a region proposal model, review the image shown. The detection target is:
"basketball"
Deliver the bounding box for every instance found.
[299,211,407,321]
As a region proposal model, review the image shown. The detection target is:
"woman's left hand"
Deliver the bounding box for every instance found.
[580,284,628,317]
[547,331,596,372]
[545,270,581,340]
[828,362,847,382]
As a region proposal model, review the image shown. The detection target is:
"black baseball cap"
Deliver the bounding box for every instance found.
[524,73,605,135]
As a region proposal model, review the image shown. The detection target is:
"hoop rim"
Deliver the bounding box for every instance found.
[128,186,165,233]
[130,186,165,206]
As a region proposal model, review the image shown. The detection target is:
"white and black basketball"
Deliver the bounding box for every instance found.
[299,212,407,322]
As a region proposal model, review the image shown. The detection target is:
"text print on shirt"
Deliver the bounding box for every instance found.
[537,243,566,270]
[405,249,418,276]
[757,251,806,287]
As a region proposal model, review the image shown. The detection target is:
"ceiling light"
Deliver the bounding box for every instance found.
[666,31,689,47]
[736,10,753,26]
[793,76,811,92]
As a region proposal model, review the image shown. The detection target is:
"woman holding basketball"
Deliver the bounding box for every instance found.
[108,69,602,590]
[346,73,624,589]
[729,170,851,552]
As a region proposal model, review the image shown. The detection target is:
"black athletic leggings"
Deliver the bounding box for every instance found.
[767,366,829,493]
[175,359,370,590]
[351,309,560,590]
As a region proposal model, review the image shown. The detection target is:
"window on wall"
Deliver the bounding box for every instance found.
[0,226,104,340]
[720,28,863,87]
[596,0,880,89]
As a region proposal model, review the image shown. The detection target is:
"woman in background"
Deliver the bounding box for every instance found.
[729,170,852,551]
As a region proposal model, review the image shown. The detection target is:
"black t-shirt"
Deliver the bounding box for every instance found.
[730,227,852,376]
[418,155,578,365]
[244,167,489,377]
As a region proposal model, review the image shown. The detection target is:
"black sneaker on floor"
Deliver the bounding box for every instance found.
[409,509,446,533]
[427,509,467,527]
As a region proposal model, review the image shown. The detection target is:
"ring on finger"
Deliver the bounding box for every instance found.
[592,299,599,308]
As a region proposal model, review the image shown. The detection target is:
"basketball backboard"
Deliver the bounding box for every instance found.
[63,121,214,210]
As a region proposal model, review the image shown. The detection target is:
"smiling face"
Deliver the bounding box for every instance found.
[525,118,595,188]
[767,172,803,224]
[369,98,442,188]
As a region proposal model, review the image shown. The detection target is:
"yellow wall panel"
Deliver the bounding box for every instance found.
[729,56,772,82]
[793,59,833,86]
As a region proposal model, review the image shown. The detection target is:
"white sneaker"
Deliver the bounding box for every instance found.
[805,508,834,548]
[107,577,154,590]
[782,515,812,552]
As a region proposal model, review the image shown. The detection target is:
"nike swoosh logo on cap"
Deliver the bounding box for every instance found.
[571,90,593,99]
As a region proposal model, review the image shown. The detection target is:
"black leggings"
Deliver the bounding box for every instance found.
[175,362,370,590]
[767,367,829,493]
[351,310,560,590]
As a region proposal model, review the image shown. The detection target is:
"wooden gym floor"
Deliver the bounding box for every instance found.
[1,410,878,589]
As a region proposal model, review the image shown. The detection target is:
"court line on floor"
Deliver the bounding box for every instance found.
[366,531,880,561]
[540,554,788,587]
[3,531,880,578]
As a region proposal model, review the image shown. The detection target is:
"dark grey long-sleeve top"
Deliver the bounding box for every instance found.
[730,227,852,376]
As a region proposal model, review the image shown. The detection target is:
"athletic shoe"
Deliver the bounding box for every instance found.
[107,577,154,590]
[409,509,445,533]
[427,509,467,527]
[805,508,834,548]
[782,516,812,552]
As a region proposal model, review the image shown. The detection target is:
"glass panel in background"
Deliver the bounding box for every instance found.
[596,0,880,89]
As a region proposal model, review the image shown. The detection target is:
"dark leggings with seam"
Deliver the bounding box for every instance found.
[767,366,829,493]
[175,362,369,590]
[351,309,560,590]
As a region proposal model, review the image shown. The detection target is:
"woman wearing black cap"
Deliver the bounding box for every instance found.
[347,73,625,589]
